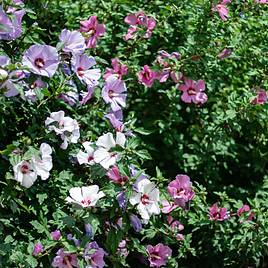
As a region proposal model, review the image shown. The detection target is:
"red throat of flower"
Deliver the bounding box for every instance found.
[81,197,91,206]
[108,90,114,98]
[63,256,73,268]
[21,163,30,174]
[141,194,150,205]
[187,88,196,95]
[34,58,45,69]
[77,67,85,77]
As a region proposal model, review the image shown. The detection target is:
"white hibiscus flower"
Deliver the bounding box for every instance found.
[66,185,105,208]
[93,132,126,169]
[77,141,95,165]
[129,178,160,223]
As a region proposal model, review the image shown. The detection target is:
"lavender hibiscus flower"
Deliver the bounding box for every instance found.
[102,75,127,112]
[22,45,60,77]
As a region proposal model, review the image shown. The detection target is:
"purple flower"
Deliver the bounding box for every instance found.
[237,204,254,222]
[167,174,195,208]
[218,48,232,59]
[52,248,79,268]
[0,4,25,41]
[117,240,129,257]
[129,214,142,232]
[104,58,128,80]
[51,230,61,241]
[138,65,157,87]
[102,75,127,111]
[58,89,79,106]
[59,29,86,55]
[32,242,43,256]
[71,54,101,87]
[84,242,106,268]
[85,223,94,238]
[117,191,127,211]
[22,45,59,77]
[251,89,267,105]
[146,243,172,267]
[107,166,128,185]
[80,85,95,104]
[178,79,208,105]
[80,16,105,48]
[124,12,156,40]
[105,113,124,132]
[209,203,228,221]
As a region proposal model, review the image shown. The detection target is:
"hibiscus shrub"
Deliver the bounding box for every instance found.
[1,0,268,267]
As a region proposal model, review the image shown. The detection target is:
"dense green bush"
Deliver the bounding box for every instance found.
[1,0,268,267]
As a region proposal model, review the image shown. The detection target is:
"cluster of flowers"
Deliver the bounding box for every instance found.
[137,50,208,105]
[209,203,254,222]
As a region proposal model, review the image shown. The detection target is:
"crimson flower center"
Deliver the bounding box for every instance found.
[108,90,114,98]
[81,197,91,206]
[34,58,45,69]
[150,253,161,261]
[187,87,196,95]
[21,163,29,174]
[141,194,150,205]
[88,156,94,162]
[77,67,85,77]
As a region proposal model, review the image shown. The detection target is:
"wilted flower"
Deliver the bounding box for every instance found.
[32,242,43,256]
[209,203,228,221]
[59,29,86,55]
[212,0,231,21]
[84,242,106,268]
[129,214,142,232]
[117,191,127,211]
[85,223,94,238]
[167,174,195,208]
[251,89,267,105]
[24,77,47,102]
[102,75,127,112]
[117,240,129,258]
[105,113,124,132]
[66,185,105,208]
[104,58,128,80]
[107,166,128,185]
[146,243,172,267]
[52,248,79,268]
[124,11,156,40]
[218,48,232,59]
[161,200,179,214]
[80,16,105,48]
[22,45,59,77]
[93,132,126,170]
[77,141,95,165]
[237,205,254,221]
[45,111,80,149]
[129,178,160,222]
[51,230,61,241]
[137,65,157,87]
[79,85,95,104]
[178,79,208,105]
[71,54,101,87]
